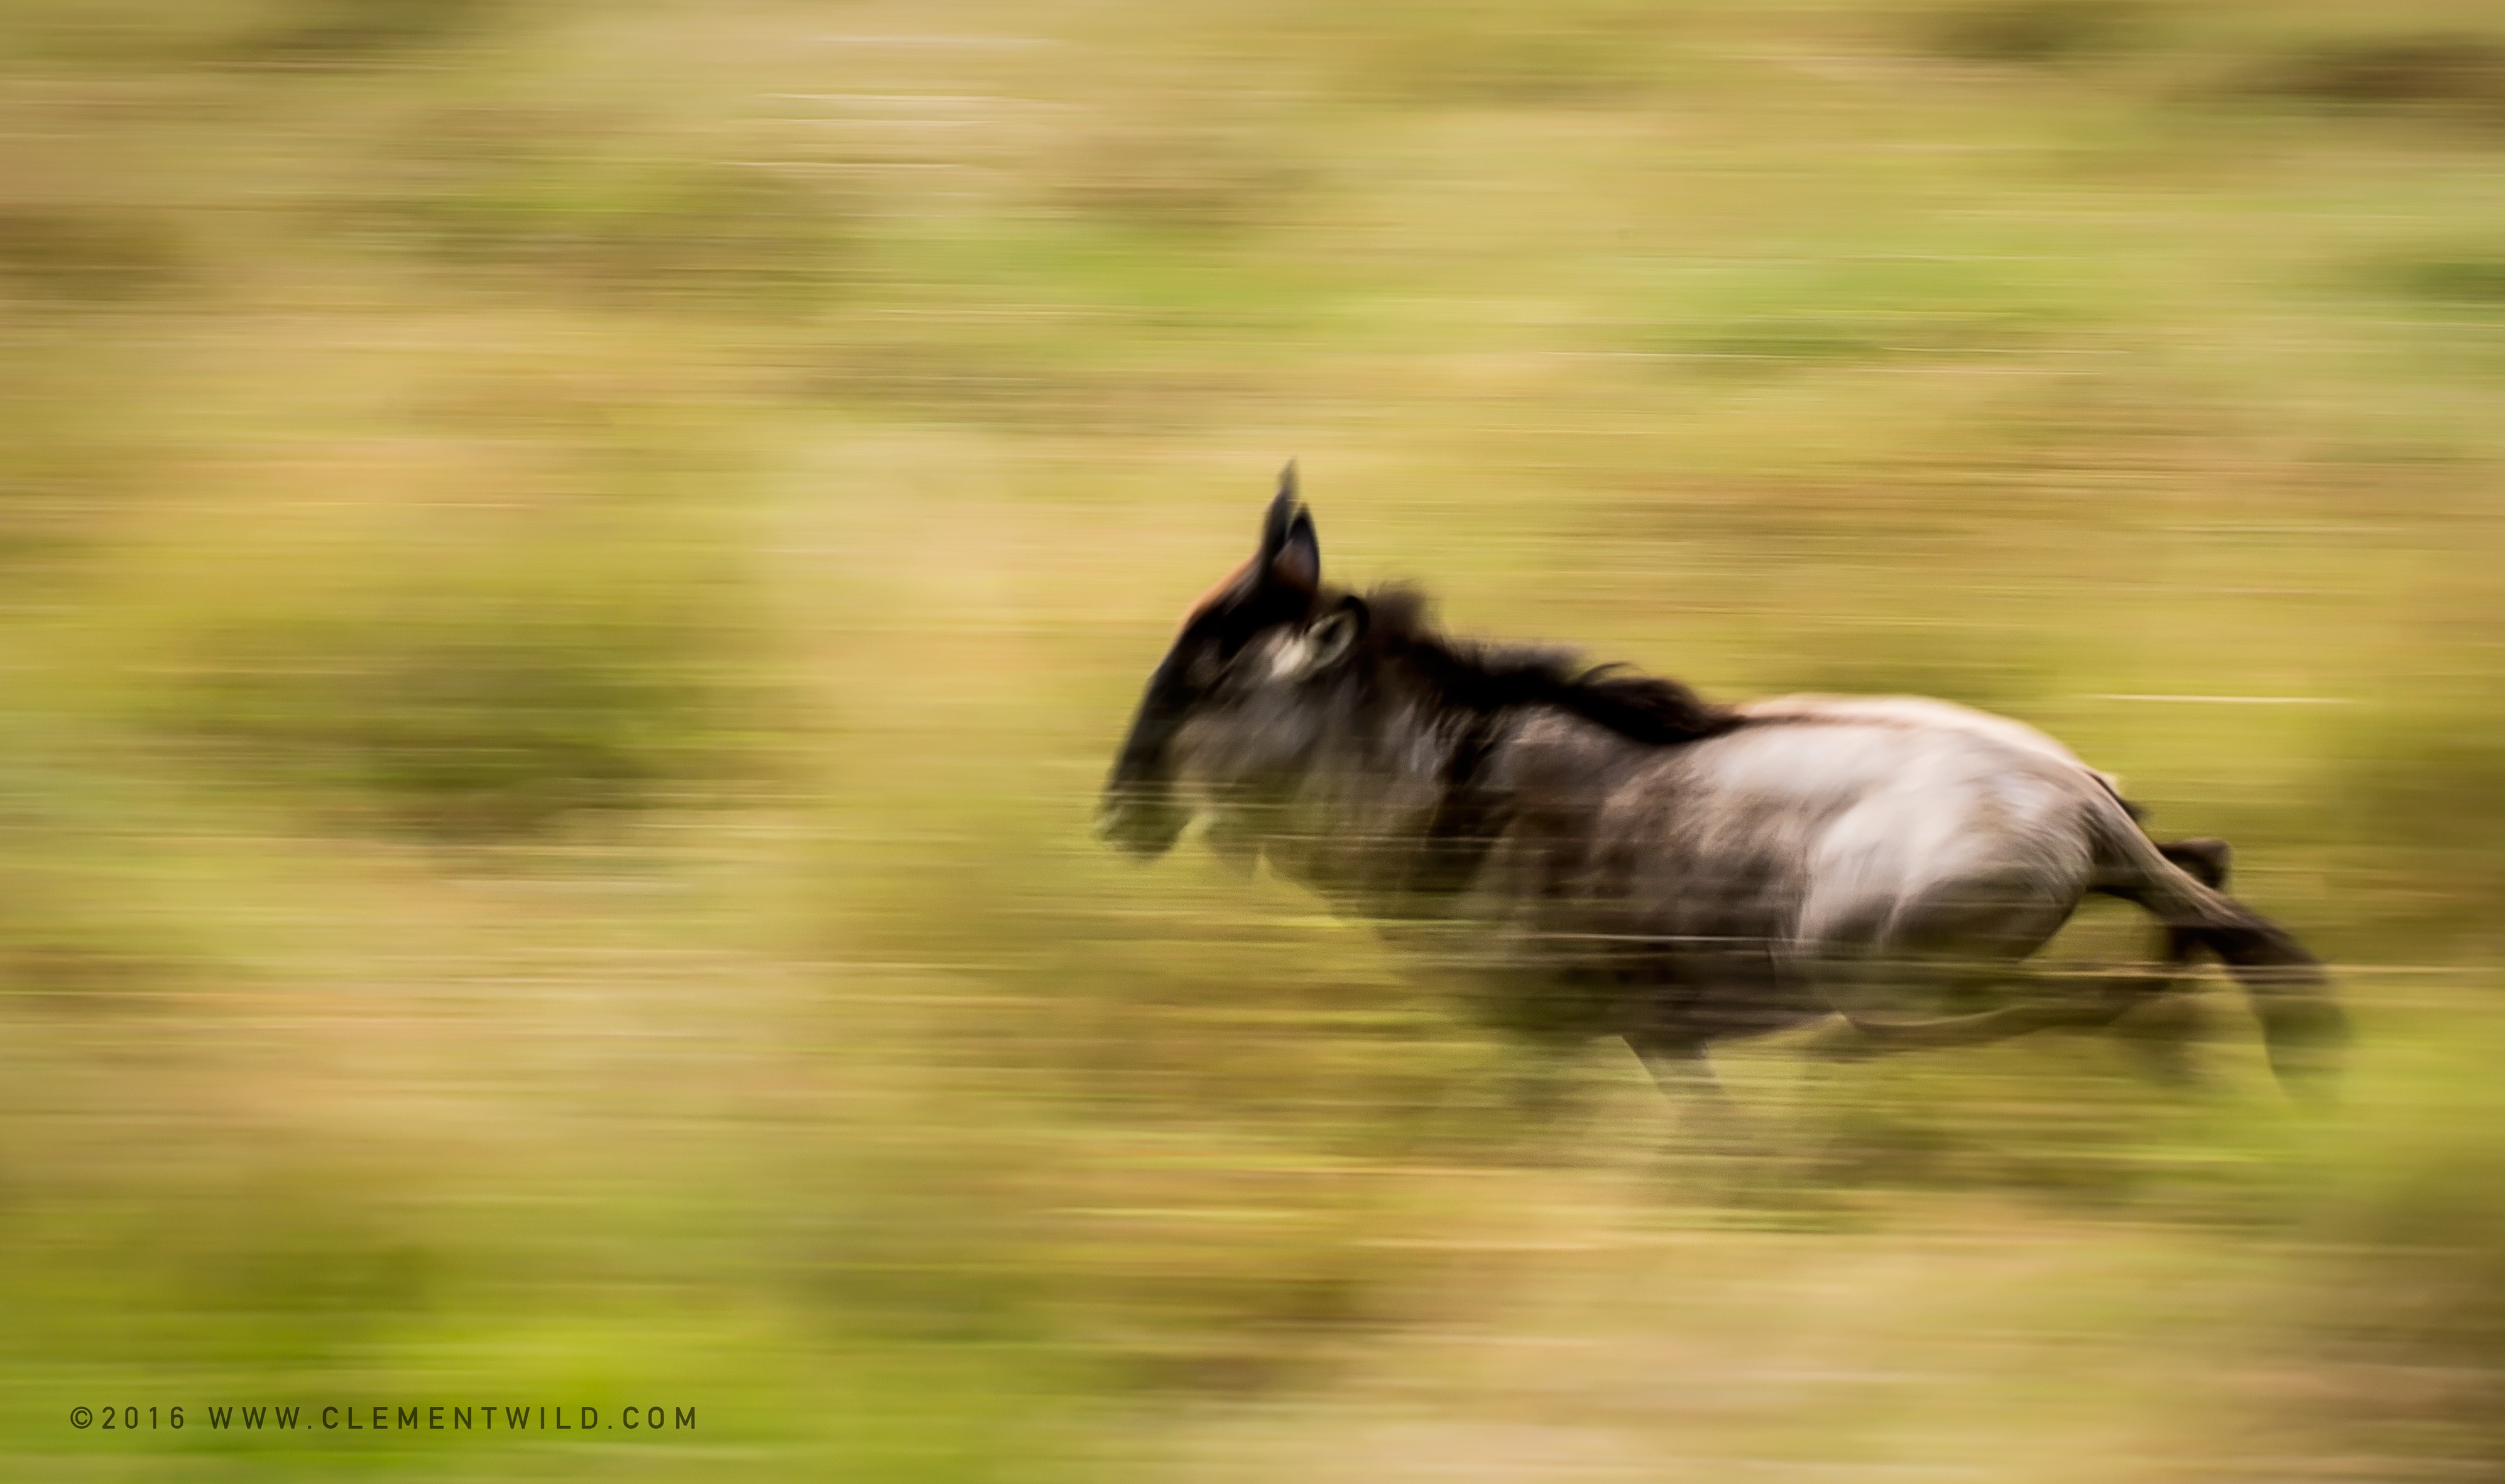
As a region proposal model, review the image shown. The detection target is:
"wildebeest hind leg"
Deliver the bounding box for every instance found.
[2106,837,2231,1088]
[1803,953,2159,1061]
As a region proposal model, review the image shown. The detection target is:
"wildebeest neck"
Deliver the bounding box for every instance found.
[1367,592,1740,750]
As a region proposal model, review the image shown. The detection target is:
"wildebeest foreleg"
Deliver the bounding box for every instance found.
[1627,1032,1730,1103]
[1624,1030,1757,1148]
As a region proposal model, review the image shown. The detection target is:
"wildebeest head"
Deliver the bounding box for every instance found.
[1095,466,1372,859]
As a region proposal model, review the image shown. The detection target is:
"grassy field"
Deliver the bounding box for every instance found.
[7,0,2505,1478]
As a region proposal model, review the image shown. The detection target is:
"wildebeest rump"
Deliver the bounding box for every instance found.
[1096,470,2345,1099]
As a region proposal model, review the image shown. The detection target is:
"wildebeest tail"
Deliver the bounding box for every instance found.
[2085,790,2347,1096]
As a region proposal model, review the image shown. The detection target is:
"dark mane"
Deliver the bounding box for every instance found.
[1362,584,1740,746]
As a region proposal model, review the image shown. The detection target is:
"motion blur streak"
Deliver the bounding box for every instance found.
[2,1,2502,1480]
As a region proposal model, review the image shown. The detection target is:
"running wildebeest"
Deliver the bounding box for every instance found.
[1095,470,2345,1104]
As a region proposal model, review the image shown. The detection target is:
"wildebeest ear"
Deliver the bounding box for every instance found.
[1269,596,1368,682]
[1258,462,1319,595]
[1303,596,1365,668]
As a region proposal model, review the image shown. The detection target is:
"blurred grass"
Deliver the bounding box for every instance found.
[6,0,2505,1480]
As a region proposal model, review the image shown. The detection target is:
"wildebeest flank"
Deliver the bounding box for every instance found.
[1096,471,2345,1101]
